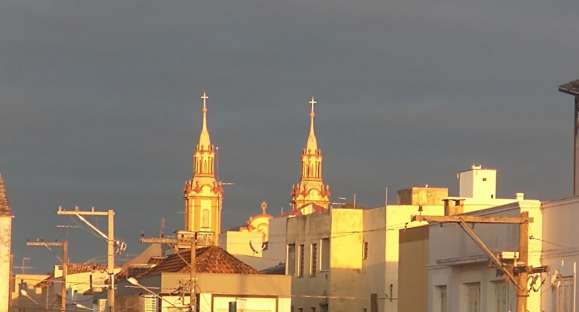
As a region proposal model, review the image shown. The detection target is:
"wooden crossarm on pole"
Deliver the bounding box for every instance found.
[26,240,68,312]
[140,232,198,312]
[56,207,116,312]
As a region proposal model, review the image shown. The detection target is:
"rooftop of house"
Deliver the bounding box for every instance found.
[137,246,257,278]
[0,174,12,217]
[559,80,579,96]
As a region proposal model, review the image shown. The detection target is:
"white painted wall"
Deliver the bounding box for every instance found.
[459,166,497,200]
[426,200,542,312]
[540,197,579,312]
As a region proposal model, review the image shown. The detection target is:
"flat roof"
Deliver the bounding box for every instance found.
[559,80,579,96]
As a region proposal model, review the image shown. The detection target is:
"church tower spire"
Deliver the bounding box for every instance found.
[184,91,223,246]
[198,91,211,148]
[306,96,318,152]
[290,97,331,215]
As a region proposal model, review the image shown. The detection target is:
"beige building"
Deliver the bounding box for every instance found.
[425,199,541,312]
[286,165,527,312]
[117,246,292,312]
[538,197,579,312]
[0,174,13,312]
[11,263,120,311]
[398,166,542,312]
[10,274,51,311]
[222,201,273,258]
[285,192,448,312]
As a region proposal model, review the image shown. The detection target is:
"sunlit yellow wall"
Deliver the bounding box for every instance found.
[11,274,50,299]
[0,216,11,312]
[327,209,366,312]
[222,230,264,257]
[287,205,446,312]
[247,214,272,242]
[522,200,542,312]
[330,209,364,269]
[286,211,332,311]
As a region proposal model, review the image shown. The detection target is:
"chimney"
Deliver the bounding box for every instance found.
[559,80,579,196]
[443,198,465,216]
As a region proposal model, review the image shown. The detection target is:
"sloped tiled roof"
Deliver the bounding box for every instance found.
[67,263,108,274]
[560,80,579,96]
[116,243,165,280]
[0,174,12,217]
[259,262,285,275]
[138,246,257,278]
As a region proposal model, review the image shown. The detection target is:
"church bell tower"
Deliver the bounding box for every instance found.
[184,91,223,246]
[290,97,331,215]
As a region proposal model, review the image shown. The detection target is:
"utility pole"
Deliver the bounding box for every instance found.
[141,231,197,312]
[412,212,545,312]
[57,207,118,312]
[26,240,68,312]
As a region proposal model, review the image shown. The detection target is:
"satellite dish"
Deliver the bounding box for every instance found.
[114,240,127,255]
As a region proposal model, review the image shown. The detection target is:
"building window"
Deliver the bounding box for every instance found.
[311,308,316,312]
[201,199,211,229]
[363,241,369,260]
[310,243,318,277]
[435,285,447,312]
[464,282,480,312]
[492,281,509,312]
[555,276,573,312]
[298,244,305,277]
[287,244,296,276]
[320,238,330,271]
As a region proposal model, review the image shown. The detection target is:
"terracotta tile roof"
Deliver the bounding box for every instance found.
[36,263,109,288]
[138,246,257,278]
[116,244,165,280]
[67,263,108,274]
[259,262,285,275]
[560,80,579,96]
[0,174,12,217]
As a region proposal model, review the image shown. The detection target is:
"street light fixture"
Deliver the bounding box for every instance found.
[75,303,96,311]
[20,289,39,305]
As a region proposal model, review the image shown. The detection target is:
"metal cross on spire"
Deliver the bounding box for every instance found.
[201,91,209,112]
[309,96,317,117]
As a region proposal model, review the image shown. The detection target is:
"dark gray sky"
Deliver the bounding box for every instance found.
[1,0,578,272]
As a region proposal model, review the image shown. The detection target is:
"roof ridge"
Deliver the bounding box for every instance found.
[0,174,12,216]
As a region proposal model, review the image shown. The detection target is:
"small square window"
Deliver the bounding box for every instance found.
[482,178,487,181]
